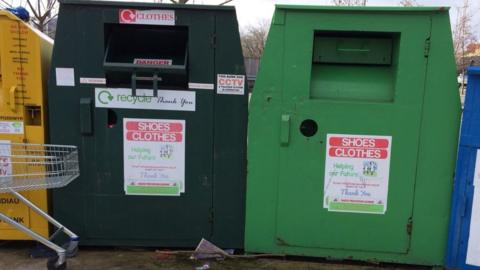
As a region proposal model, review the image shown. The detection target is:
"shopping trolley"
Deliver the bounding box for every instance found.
[0,142,80,270]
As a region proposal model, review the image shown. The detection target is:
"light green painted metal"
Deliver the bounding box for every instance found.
[245,5,460,266]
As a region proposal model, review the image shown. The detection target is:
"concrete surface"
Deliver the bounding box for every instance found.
[0,241,434,270]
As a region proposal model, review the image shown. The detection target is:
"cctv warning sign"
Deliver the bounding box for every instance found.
[217,74,245,95]
[323,134,392,214]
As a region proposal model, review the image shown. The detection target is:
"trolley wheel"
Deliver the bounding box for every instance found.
[47,256,67,270]
[62,242,79,258]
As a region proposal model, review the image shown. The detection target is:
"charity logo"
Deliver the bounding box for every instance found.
[363,161,378,177]
[159,145,174,159]
[11,122,21,128]
[97,90,114,105]
[119,9,136,23]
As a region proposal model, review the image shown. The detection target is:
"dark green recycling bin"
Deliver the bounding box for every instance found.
[245,5,460,266]
[48,0,247,247]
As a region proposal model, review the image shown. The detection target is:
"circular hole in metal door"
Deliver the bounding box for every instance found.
[300,119,318,137]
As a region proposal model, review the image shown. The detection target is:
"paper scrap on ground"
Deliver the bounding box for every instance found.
[190,239,230,260]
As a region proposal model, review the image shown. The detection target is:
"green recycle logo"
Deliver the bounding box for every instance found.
[98,90,114,105]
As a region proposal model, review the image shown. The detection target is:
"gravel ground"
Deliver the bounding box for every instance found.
[0,241,435,270]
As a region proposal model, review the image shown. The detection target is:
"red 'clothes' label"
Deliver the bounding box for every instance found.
[329,147,388,159]
[126,131,182,142]
[125,121,183,142]
[328,136,389,159]
[119,9,175,25]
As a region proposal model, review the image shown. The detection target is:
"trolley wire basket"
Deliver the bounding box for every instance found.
[0,143,79,191]
[0,142,80,270]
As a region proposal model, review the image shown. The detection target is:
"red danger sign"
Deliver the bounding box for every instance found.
[119,9,175,26]
[328,136,390,159]
[133,58,172,66]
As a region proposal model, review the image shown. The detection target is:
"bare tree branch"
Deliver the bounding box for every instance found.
[452,0,477,95]
[40,0,46,11]
[43,13,57,25]
[25,0,59,37]
[240,20,269,59]
[332,0,367,6]
[26,0,40,19]
[219,0,233,5]
[0,0,11,8]
[170,0,178,3]
[47,0,57,10]
[399,0,420,6]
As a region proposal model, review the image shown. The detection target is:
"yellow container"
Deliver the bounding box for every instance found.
[0,10,53,239]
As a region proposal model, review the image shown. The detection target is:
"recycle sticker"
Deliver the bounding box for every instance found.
[95,88,195,111]
[0,121,24,134]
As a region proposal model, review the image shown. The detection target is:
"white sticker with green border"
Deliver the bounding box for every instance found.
[0,121,24,134]
[124,118,185,196]
[323,134,392,214]
[0,140,12,182]
[95,88,195,111]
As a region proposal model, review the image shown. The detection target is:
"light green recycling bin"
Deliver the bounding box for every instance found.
[245,5,461,266]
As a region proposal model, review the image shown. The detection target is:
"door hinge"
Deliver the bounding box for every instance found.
[424,38,431,57]
[209,208,214,224]
[211,34,217,49]
[406,218,413,236]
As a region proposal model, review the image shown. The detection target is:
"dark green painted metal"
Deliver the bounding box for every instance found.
[245,6,460,265]
[48,0,247,248]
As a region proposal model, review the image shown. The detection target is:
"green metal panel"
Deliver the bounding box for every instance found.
[211,11,248,247]
[313,36,392,65]
[245,6,460,265]
[48,0,247,248]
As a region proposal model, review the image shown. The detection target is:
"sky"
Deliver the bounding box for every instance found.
[196,0,480,30]
[6,0,480,38]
